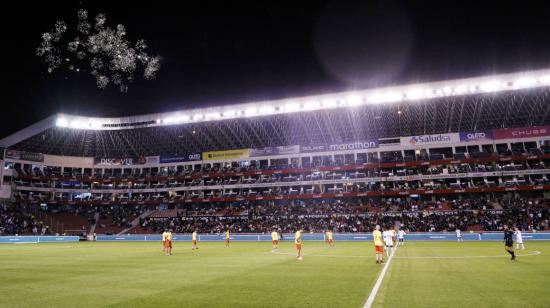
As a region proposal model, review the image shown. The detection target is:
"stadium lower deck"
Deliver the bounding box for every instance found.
[1,241,549,307]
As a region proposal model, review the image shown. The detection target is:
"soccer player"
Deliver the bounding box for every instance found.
[504,225,516,261]
[390,227,397,248]
[163,229,173,256]
[514,227,525,250]
[271,230,279,249]
[224,230,231,247]
[162,229,167,252]
[456,228,463,242]
[384,228,394,257]
[326,230,334,248]
[192,230,198,250]
[295,228,303,260]
[373,225,384,264]
[398,229,406,246]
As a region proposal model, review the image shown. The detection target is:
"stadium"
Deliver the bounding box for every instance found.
[1,69,550,307]
[2,2,550,308]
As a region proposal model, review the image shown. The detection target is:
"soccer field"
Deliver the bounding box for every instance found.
[0,241,549,308]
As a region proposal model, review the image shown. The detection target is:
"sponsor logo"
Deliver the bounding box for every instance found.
[512,128,547,137]
[203,149,249,160]
[459,131,494,142]
[99,158,134,165]
[159,153,202,163]
[301,140,378,153]
[408,134,451,145]
[301,144,326,152]
[328,141,378,151]
[493,125,550,139]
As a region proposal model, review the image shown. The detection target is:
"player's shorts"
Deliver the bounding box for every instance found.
[295,243,302,250]
[399,238,404,242]
[328,239,333,243]
[505,241,513,247]
[225,238,230,242]
[272,240,279,245]
[375,245,383,253]
[517,240,523,244]
[164,240,172,248]
[192,240,197,245]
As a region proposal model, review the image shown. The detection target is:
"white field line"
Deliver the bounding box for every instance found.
[363,245,397,308]
[394,250,541,259]
[270,250,541,260]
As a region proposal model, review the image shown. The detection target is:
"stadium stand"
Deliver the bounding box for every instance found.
[1,70,550,236]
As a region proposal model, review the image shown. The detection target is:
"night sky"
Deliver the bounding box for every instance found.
[2,0,550,138]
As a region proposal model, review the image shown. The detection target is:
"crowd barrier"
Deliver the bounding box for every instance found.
[0,236,80,243]
[95,232,550,242]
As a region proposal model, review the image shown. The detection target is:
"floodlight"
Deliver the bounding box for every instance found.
[284,103,300,112]
[347,95,363,106]
[539,75,550,85]
[406,88,425,100]
[480,80,501,92]
[245,108,257,116]
[56,118,69,127]
[514,77,537,88]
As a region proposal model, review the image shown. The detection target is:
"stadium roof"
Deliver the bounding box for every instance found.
[3,69,550,157]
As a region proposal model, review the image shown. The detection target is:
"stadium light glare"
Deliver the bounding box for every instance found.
[163,116,177,124]
[454,84,468,94]
[406,88,425,100]
[245,107,257,116]
[384,92,403,102]
[480,80,501,92]
[260,106,273,114]
[50,68,550,130]
[284,103,301,112]
[323,100,337,108]
[514,77,537,88]
[347,95,363,106]
[302,101,319,111]
[70,120,82,128]
[89,121,102,129]
[56,118,69,127]
[539,75,550,85]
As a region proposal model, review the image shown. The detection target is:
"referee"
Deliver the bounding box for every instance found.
[503,225,516,261]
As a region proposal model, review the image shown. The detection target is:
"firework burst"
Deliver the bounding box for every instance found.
[36,8,161,92]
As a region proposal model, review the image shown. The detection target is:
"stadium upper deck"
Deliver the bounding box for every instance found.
[1,69,550,157]
[1,70,550,204]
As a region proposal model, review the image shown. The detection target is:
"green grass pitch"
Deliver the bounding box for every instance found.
[1,240,549,307]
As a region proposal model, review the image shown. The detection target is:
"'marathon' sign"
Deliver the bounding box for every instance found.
[300,140,379,153]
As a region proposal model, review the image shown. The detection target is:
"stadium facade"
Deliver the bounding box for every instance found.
[0,69,550,234]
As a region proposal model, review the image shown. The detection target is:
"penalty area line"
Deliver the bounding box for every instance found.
[364,246,398,308]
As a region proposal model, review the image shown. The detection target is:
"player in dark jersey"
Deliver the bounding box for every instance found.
[503,225,515,261]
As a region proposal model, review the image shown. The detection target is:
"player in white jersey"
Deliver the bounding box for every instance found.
[383,229,394,257]
[455,228,463,242]
[398,229,406,246]
[514,227,525,250]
